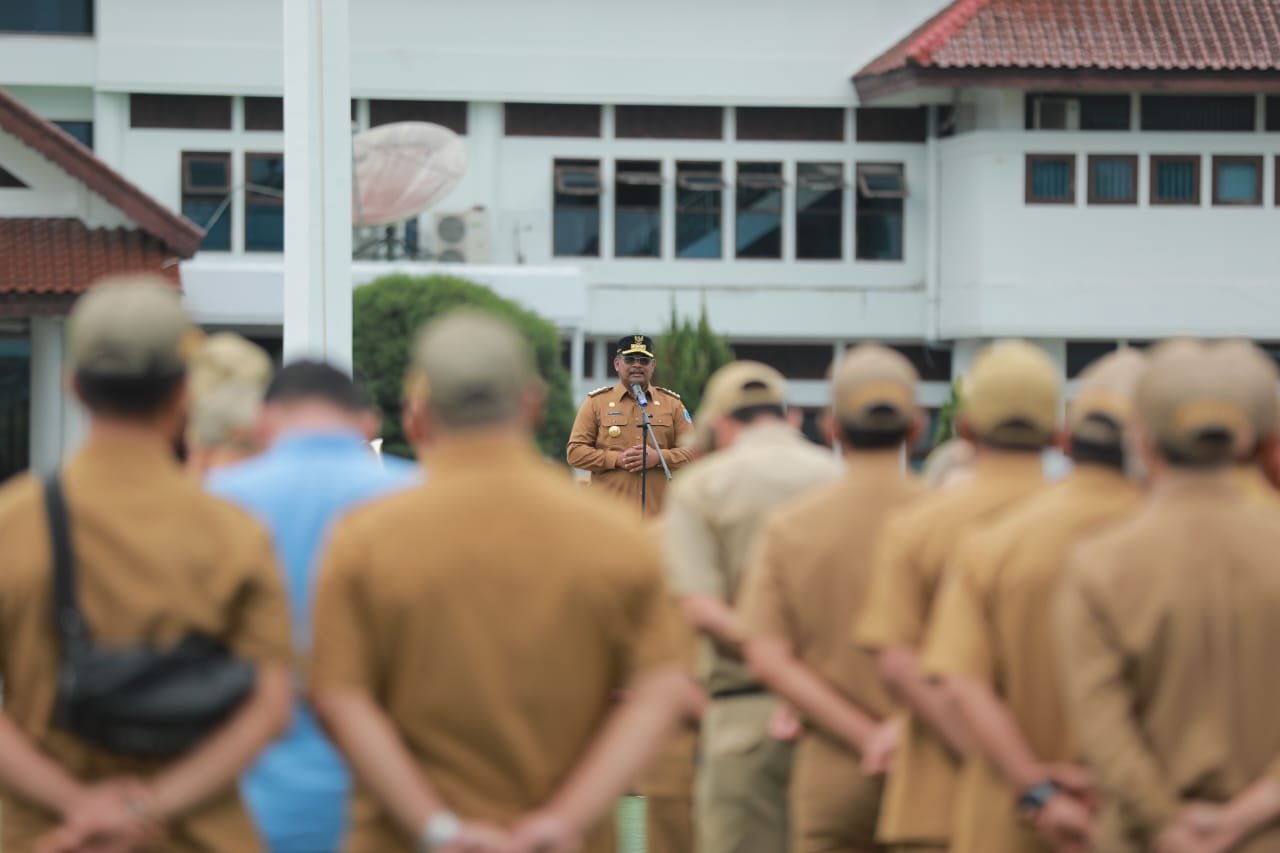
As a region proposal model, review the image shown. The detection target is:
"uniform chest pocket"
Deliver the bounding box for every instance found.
[599,414,632,448]
[639,414,675,442]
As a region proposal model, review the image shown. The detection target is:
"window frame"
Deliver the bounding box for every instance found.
[1212,155,1263,207]
[553,162,603,196]
[855,160,906,262]
[734,162,785,260]
[244,152,285,253]
[1149,155,1201,206]
[855,163,906,199]
[613,160,662,259]
[180,151,232,252]
[1025,154,1076,205]
[552,158,602,258]
[795,162,845,261]
[1086,154,1138,206]
[675,161,724,260]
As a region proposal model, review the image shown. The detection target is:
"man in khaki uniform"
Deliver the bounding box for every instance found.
[310,310,689,853]
[856,340,1061,853]
[567,335,696,516]
[1217,339,1280,508]
[921,349,1148,853]
[1057,339,1280,853]
[663,361,843,853]
[739,344,926,853]
[0,275,293,851]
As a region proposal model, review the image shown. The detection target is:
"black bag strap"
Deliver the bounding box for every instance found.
[43,473,90,654]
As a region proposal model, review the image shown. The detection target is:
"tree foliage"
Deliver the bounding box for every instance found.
[352,273,575,460]
[931,380,965,447]
[653,303,735,416]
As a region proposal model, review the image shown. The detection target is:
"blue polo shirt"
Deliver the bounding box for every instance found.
[208,431,417,853]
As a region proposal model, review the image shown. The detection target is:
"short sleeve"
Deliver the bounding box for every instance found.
[619,557,687,681]
[662,479,725,598]
[922,533,997,684]
[310,521,379,694]
[737,519,796,644]
[228,522,293,666]
[855,512,924,651]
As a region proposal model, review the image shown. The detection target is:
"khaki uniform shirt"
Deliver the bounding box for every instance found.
[855,453,1046,845]
[0,440,292,851]
[663,421,843,697]
[739,452,923,732]
[923,466,1142,853]
[566,382,696,516]
[1057,475,1280,851]
[311,437,685,853]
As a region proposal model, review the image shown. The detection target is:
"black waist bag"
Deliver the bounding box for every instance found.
[44,473,255,757]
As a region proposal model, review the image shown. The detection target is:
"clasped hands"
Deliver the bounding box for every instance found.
[35,778,163,853]
[618,445,662,473]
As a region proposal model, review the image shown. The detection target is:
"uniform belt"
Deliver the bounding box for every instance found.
[709,684,768,701]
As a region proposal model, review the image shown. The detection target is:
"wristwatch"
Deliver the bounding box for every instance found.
[419,810,462,852]
[1017,779,1061,818]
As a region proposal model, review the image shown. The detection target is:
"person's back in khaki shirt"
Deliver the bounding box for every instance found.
[1058,339,1280,852]
[739,345,926,853]
[856,340,1062,852]
[0,276,293,852]
[922,350,1147,853]
[663,361,843,853]
[311,311,689,853]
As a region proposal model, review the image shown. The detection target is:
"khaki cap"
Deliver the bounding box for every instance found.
[1136,338,1255,465]
[688,361,788,452]
[832,344,919,432]
[68,274,199,378]
[411,309,537,426]
[1213,339,1279,446]
[189,333,273,401]
[1068,348,1147,447]
[188,380,263,450]
[963,340,1061,447]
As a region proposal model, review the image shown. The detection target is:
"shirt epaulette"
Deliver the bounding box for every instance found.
[587,385,613,397]
[655,386,682,400]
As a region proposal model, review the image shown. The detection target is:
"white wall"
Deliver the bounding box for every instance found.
[937,128,1280,339]
[86,0,949,104]
[0,133,133,227]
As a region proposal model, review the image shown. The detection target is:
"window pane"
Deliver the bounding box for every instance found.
[615,161,660,258]
[1079,96,1131,131]
[53,120,93,150]
[855,203,903,260]
[554,159,600,257]
[187,158,229,190]
[248,155,284,193]
[1032,161,1071,199]
[1154,159,1197,203]
[245,204,284,252]
[736,163,782,259]
[1216,161,1259,203]
[796,163,842,260]
[1090,158,1134,203]
[1142,96,1255,132]
[0,0,92,33]
[182,198,230,251]
[1066,341,1118,378]
[676,164,722,259]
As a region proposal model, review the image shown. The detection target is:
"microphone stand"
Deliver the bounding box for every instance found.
[636,388,673,518]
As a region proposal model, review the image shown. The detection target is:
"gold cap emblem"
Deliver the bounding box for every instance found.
[608,425,622,437]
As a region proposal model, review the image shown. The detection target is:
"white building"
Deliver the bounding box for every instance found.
[2,0,1279,477]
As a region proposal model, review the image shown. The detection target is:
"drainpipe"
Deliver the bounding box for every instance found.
[925,104,942,343]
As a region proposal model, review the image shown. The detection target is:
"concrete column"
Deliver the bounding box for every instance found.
[570,326,586,401]
[28,317,65,474]
[282,0,353,372]
[90,92,128,171]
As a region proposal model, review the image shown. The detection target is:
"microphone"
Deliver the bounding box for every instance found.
[631,383,649,408]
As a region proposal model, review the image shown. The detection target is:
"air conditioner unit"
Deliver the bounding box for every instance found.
[1033,97,1080,130]
[433,208,488,264]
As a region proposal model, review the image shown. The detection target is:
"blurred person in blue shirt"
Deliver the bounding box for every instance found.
[208,360,417,852]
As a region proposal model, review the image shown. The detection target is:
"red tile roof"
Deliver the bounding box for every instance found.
[0,219,181,297]
[857,0,1280,99]
[0,87,203,257]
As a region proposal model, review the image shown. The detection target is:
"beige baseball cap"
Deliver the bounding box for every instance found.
[68,274,200,378]
[1135,338,1256,466]
[410,309,539,427]
[1213,339,1279,447]
[1068,348,1147,447]
[962,340,1061,448]
[831,344,919,432]
[687,361,788,452]
[189,333,273,402]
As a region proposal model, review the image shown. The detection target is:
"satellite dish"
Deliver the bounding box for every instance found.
[352,121,465,228]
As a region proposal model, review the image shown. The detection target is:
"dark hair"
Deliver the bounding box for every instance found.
[1068,438,1125,471]
[728,403,786,423]
[1160,430,1236,469]
[841,424,909,449]
[76,370,184,417]
[264,360,369,411]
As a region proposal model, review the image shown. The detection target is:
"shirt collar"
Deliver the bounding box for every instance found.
[272,427,370,455]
